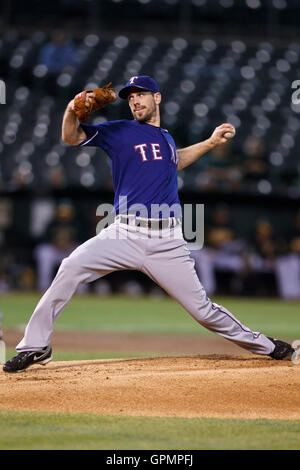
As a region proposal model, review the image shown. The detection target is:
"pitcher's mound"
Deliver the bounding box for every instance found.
[1,355,299,420]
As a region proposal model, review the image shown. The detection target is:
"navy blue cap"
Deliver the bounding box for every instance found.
[119,75,159,99]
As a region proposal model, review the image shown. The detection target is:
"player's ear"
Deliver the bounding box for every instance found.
[154,92,162,105]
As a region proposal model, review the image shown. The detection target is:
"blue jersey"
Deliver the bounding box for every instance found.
[79,120,181,218]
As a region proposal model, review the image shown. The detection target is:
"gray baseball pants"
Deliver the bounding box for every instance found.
[16,218,274,355]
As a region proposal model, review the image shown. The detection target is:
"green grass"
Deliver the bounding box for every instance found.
[1,292,300,338]
[5,347,164,362]
[0,410,299,450]
[2,295,299,451]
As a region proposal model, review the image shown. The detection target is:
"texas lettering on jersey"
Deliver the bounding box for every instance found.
[134,142,178,164]
[134,143,163,161]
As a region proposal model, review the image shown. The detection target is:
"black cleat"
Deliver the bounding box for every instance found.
[267,337,295,360]
[3,346,52,373]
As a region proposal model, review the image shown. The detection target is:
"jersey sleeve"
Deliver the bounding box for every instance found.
[78,123,106,148]
[78,121,124,158]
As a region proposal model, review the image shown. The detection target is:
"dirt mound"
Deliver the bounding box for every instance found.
[0,355,299,420]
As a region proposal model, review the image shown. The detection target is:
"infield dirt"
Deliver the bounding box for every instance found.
[0,352,299,420]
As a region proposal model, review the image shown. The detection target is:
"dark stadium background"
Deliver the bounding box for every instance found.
[0,0,300,299]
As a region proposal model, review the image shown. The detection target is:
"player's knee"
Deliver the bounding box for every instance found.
[58,254,95,286]
[59,256,79,274]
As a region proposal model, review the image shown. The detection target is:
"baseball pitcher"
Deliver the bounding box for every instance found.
[3,76,295,372]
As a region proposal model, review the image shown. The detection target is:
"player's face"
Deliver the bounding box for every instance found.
[127,90,159,123]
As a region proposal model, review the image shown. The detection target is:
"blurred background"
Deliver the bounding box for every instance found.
[0,0,300,299]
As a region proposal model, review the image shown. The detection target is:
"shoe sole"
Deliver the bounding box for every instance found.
[3,355,53,373]
[39,355,52,366]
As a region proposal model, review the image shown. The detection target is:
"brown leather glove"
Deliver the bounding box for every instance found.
[73,82,117,122]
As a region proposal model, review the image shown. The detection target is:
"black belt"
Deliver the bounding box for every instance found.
[118,215,179,230]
